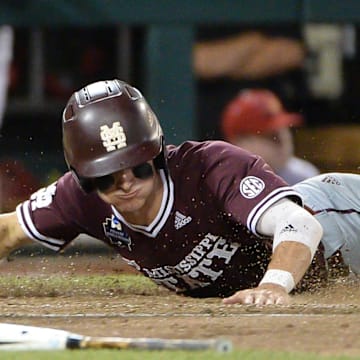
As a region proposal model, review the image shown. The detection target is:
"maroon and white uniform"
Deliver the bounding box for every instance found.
[16,141,302,297]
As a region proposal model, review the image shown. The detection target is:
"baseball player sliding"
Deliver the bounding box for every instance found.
[0,79,356,306]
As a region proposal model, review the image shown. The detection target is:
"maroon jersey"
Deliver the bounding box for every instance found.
[16,141,301,297]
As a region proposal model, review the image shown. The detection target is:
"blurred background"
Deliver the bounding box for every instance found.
[1,0,360,211]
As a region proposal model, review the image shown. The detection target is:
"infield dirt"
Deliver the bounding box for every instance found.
[1,253,360,357]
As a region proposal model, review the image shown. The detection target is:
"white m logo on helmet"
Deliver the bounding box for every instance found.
[100,122,127,152]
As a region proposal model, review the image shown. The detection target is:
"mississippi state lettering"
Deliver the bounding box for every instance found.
[122,233,239,292]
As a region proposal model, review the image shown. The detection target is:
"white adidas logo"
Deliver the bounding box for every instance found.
[174,211,192,229]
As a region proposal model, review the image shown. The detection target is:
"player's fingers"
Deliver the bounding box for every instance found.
[275,294,291,305]
[223,290,270,305]
[222,295,236,305]
[243,293,256,304]
[223,289,290,306]
[254,291,271,305]
[222,294,241,305]
[264,295,277,305]
[256,293,289,306]
[222,290,254,305]
[257,291,290,306]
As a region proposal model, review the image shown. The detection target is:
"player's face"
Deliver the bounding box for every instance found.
[96,161,161,217]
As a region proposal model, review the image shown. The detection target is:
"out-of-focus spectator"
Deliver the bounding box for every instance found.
[0,27,42,211]
[0,25,13,130]
[194,29,307,140]
[221,89,319,185]
[44,28,116,100]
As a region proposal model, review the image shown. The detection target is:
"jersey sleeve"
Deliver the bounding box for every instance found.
[16,172,84,251]
[192,141,303,236]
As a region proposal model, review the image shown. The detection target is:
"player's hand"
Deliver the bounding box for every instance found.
[222,283,291,306]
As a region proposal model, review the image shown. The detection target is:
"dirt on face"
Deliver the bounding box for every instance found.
[1,253,360,357]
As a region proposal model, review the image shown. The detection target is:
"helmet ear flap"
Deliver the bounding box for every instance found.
[78,177,95,194]
[153,137,167,174]
[70,167,95,193]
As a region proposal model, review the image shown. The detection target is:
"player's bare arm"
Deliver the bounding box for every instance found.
[0,212,32,260]
[194,32,264,78]
[194,32,304,80]
[223,199,323,305]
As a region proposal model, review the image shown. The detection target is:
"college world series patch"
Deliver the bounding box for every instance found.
[103,215,132,250]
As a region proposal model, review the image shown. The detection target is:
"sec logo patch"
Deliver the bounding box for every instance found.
[240,176,265,199]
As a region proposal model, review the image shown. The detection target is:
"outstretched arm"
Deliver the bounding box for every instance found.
[0,212,33,261]
[193,32,305,80]
[223,199,323,305]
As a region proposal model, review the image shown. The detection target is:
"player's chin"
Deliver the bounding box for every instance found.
[113,199,144,213]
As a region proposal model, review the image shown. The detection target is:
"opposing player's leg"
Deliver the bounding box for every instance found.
[294,172,360,274]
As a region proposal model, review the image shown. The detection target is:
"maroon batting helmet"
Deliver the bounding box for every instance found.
[62,79,165,191]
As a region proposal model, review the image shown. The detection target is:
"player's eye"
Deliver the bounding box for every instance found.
[132,162,153,179]
[93,175,114,192]
[93,163,154,192]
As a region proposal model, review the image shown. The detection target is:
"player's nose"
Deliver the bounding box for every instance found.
[113,169,135,191]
